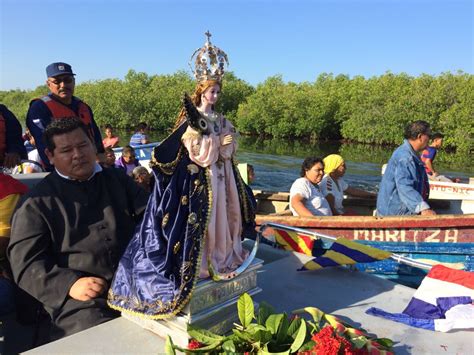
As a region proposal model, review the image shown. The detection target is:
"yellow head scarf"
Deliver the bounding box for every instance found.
[323,154,344,175]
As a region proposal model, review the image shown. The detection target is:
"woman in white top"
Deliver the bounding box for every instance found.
[320,154,376,215]
[290,157,332,216]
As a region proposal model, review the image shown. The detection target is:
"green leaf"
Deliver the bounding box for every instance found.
[298,339,316,352]
[265,313,284,335]
[289,320,307,353]
[257,301,275,325]
[238,293,254,328]
[164,336,176,355]
[375,337,395,348]
[287,317,301,338]
[222,339,236,353]
[351,336,369,349]
[232,328,254,342]
[187,324,224,344]
[255,329,273,344]
[275,314,289,343]
[302,307,325,324]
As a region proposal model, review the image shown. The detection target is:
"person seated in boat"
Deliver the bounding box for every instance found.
[7,118,150,341]
[129,122,150,147]
[102,124,120,148]
[377,120,435,216]
[421,133,459,183]
[132,166,152,192]
[320,154,376,215]
[290,157,332,217]
[102,147,117,168]
[0,104,27,171]
[114,145,141,175]
[107,32,256,319]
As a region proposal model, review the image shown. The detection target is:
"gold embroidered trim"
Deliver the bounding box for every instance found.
[187,164,199,174]
[162,213,169,228]
[150,145,184,175]
[107,163,214,320]
[173,241,181,254]
[181,195,188,206]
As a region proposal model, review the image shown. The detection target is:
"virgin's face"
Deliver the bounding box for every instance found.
[304,162,324,185]
[201,84,221,106]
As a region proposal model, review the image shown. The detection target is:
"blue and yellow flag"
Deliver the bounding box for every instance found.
[300,237,391,271]
[273,229,315,256]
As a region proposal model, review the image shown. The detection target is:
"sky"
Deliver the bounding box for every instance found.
[0,0,472,91]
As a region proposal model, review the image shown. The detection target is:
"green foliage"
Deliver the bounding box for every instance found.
[1,70,471,157]
[166,293,394,354]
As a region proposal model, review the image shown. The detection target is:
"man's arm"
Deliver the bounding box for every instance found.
[423,158,437,177]
[394,159,432,214]
[7,199,83,311]
[26,101,53,170]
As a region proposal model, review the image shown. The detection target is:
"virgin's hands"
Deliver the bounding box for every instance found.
[69,277,107,301]
[220,134,233,146]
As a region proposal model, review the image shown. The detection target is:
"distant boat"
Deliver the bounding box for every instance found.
[113,142,159,171]
[254,191,474,287]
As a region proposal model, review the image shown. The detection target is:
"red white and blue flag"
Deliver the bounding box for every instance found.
[366,265,474,332]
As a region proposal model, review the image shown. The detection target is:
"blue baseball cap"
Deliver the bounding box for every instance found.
[46,62,75,78]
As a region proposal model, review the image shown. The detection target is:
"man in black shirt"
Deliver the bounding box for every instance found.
[8,117,149,340]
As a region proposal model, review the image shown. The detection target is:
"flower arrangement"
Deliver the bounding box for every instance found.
[165,293,394,354]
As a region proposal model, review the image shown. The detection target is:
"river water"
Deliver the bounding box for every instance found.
[120,131,473,193]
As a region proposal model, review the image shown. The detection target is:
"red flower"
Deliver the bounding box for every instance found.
[188,339,203,349]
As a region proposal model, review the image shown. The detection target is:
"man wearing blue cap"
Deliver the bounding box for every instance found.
[26,62,104,171]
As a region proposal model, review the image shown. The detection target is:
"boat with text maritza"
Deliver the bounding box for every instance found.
[254,191,474,286]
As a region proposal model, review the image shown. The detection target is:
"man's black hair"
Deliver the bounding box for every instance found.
[404,120,432,140]
[43,117,91,153]
[431,132,444,140]
[300,157,324,177]
[137,122,148,131]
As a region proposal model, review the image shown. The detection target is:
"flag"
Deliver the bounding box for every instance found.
[0,174,28,237]
[366,265,474,332]
[299,237,392,271]
[272,228,315,256]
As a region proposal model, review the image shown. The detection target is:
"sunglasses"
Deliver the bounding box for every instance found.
[48,76,74,85]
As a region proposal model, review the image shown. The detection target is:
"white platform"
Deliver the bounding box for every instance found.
[25,245,473,355]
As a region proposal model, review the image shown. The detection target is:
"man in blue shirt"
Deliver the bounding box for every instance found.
[377,120,436,216]
[129,122,149,147]
[26,62,104,171]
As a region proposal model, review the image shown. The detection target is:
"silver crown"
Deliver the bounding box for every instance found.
[189,31,229,82]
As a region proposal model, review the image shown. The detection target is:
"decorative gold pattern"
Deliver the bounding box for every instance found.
[173,241,181,254]
[187,164,199,174]
[150,145,184,175]
[181,195,188,205]
[162,213,169,228]
[107,159,215,320]
[188,212,197,224]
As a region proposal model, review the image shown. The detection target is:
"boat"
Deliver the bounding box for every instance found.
[254,191,474,286]
[112,142,159,171]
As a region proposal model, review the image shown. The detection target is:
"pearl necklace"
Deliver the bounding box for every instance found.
[200,110,219,122]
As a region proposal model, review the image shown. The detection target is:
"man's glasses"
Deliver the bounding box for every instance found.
[48,76,74,85]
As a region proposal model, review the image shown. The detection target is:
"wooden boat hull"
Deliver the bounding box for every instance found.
[256,214,474,287]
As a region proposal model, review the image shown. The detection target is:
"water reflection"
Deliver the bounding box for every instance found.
[117,130,472,193]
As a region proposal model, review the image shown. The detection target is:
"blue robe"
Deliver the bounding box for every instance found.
[107,122,256,318]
